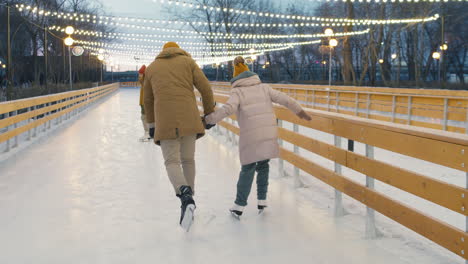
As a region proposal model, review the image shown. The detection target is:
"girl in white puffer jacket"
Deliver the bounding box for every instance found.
[205,57,311,217]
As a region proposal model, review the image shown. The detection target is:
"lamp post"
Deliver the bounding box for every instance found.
[328,38,338,88]
[64,26,74,91]
[97,54,104,83]
[324,28,337,88]
[439,43,448,83]
[432,51,441,82]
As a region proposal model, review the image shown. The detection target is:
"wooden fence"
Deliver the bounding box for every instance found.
[198,91,468,261]
[120,82,139,87]
[210,82,468,134]
[0,83,119,152]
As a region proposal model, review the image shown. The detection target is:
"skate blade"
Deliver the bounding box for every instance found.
[258,209,264,215]
[181,204,196,232]
[138,138,151,142]
[230,210,241,220]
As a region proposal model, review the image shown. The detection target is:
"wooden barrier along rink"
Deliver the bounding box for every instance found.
[0,83,119,147]
[198,91,468,261]
[210,82,468,134]
[120,82,139,87]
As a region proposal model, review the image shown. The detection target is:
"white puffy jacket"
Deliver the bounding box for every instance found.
[205,72,303,165]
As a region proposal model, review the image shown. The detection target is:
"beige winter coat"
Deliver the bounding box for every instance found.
[143,47,215,145]
[205,72,303,165]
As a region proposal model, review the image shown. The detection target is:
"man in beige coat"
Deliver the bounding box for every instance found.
[143,42,215,231]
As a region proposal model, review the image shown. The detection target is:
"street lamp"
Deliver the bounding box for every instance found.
[328,38,338,88]
[97,54,104,83]
[432,51,441,82]
[391,54,397,60]
[65,26,75,35]
[324,28,334,36]
[64,26,74,91]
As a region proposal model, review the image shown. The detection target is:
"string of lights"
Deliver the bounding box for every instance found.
[16,3,440,30]
[74,39,322,50]
[49,25,371,40]
[83,44,306,57]
[157,0,464,17]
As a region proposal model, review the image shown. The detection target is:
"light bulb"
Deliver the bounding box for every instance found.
[65,26,75,35]
[64,37,74,46]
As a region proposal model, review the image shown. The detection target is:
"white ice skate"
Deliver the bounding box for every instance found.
[138,132,151,142]
[180,204,196,232]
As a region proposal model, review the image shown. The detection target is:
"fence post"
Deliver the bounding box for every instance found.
[365,144,380,238]
[4,112,10,152]
[46,103,51,130]
[278,119,285,178]
[465,171,468,264]
[335,91,340,113]
[334,135,345,217]
[366,93,371,118]
[355,92,359,116]
[327,90,331,111]
[392,95,396,123]
[27,107,32,141]
[309,90,315,109]
[443,98,448,131]
[465,101,468,135]
[407,96,412,125]
[32,106,37,137]
[12,110,18,148]
[293,123,302,188]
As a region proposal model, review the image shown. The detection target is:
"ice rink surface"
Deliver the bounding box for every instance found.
[0,88,459,264]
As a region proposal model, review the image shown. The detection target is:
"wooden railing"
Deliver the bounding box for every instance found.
[120,82,139,87]
[198,91,468,261]
[0,83,119,152]
[210,82,468,134]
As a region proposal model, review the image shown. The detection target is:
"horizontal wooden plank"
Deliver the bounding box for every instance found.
[278,127,468,215]
[280,148,467,259]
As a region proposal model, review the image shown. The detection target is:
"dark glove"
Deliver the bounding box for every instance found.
[202,116,216,130]
[149,127,155,138]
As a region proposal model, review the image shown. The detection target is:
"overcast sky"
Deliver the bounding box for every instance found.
[98,0,319,70]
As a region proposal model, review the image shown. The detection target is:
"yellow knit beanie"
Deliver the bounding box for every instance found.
[233,56,250,77]
[163,42,180,49]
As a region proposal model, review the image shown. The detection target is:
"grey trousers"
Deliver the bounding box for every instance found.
[160,134,197,195]
[235,160,270,206]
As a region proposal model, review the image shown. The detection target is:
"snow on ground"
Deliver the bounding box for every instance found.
[0,88,461,264]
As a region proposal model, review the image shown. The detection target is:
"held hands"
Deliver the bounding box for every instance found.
[297,110,312,121]
[202,116,216,130]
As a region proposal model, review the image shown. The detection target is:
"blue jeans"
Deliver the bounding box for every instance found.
[235,160,270,206]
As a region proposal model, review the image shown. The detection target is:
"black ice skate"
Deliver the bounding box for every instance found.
[258,200,267,214]
[178,185,196,232]
[229,204,244,220]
